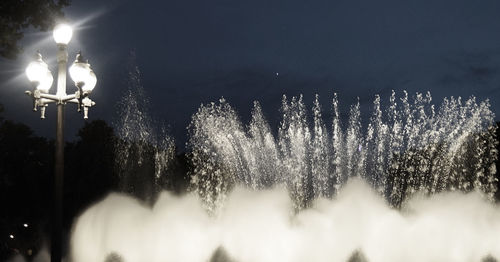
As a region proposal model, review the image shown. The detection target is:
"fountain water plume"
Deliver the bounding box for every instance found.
[278,95,313,209]
[114,55,175,202]
[311,94,331,198]
[188,99,243,214]
[248,101,281,188]
[70,90,500,262]
[188,91,498,211]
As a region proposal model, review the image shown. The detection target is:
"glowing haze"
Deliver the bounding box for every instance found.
[71,179,500,262]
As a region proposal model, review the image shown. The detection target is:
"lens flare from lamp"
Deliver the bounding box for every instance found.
[53,24,73,45]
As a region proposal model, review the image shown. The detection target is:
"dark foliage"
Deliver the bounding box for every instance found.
[482,255,498,262]
[347,249,368,262]
[161,151,191,194]
[115,140,157,203]
[209,246,235,262]
[0,104,4,121]
[0,119,52,260]
[64,120,118,227]
[0,0,69,59]
[0,117,121,259]
[104,252,124,262]
[115,140,190,204]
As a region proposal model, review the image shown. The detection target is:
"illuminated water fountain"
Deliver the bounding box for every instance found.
[113,60,175,203]
[71,90,499,262]
[189,92,497,212]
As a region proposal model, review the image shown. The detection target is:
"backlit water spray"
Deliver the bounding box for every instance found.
[189,92,497,212]
[71,87,499,261]
[113,55,175,202]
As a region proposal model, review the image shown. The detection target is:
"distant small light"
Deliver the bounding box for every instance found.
[23,223,28,228]
[276,72,279,76]
[9,234,14,239]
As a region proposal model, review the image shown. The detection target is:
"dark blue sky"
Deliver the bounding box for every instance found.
[1,0,500,148]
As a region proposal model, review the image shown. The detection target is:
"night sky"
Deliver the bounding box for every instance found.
[1,0,500,149]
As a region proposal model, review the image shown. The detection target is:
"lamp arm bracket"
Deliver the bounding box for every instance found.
[39,93,59,102]
[61,94,76,102]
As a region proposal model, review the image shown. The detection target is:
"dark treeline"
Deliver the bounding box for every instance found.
[0,106,189,260]
[0,111,52,259]
[0,102,499,260]
[0,0,69,59]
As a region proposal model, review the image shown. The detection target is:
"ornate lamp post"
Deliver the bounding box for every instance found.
[24,23,97,262]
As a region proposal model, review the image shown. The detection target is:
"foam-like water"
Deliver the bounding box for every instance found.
[188,92,497,212]
[70,179,500,262]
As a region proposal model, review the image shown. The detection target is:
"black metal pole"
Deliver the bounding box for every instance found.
[52,102,64,262]
[51,43,68,262]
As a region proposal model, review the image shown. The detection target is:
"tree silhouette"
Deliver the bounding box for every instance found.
[0,103,4,122]
[0,118,52,260]
[64,120,118,227]
[0,0,69,59]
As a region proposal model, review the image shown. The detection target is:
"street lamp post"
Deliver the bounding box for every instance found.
[25,23,97,262]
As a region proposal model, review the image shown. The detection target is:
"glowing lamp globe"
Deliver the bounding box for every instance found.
[26,60,47,83]
[37,70,54,93]
[53,24,73,45]
[69,61,89,86]
[69,52,94,89]
[26,52,52,92]
[82,70,97,93]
